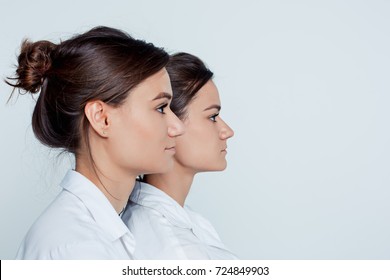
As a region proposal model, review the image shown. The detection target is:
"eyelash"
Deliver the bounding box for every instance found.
[157,103,168,114]
[209,113,219,122]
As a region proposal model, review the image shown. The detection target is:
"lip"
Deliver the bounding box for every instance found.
[165,146,176,153]
[221,147,227,153]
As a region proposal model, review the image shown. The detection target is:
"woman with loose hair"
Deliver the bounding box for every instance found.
[122,53,237,259]
[6,26,184,259]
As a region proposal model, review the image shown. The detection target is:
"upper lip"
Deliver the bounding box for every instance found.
[221,146,227,151]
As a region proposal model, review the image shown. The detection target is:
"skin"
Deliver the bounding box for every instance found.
[145,80,234,206]
[76,68,185,213]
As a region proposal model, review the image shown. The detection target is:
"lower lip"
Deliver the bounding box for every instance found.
[165,148,176,153]
[221,150,227,153]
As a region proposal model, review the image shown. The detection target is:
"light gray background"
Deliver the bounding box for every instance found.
[1,0,389,259]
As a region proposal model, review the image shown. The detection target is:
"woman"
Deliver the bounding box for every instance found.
[122,53,236,259]
[6,26,184,259]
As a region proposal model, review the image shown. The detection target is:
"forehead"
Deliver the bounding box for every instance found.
[129,68,172,102]
[190,80,221,109]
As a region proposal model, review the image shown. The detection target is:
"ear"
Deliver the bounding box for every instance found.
[84,100,110,138]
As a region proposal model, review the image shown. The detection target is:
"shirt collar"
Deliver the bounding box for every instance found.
[130,181,193,229]
[60,170,134,243]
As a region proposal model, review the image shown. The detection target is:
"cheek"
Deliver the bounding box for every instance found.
[108,119,144,164]
[130,122,169,169]
[130,113,167,144]
[174,127,221,170]
[110,114,169,171]
[175,137,203,165]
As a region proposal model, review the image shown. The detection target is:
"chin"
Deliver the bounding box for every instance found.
[217,164,227,171]
[203,161,227,172]
[218,159,228,170]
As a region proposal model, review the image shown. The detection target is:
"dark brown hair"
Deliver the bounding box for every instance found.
[6,26,169,154]
[166,52,213,120]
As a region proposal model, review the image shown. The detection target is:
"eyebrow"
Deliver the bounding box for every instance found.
[152,92,172,101]
[203,104,221,111]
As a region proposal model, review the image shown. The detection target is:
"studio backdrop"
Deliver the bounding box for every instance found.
[1,0,389,259]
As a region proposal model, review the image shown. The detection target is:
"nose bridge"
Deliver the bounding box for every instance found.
[219,117,234,139]
[168,110,185,135]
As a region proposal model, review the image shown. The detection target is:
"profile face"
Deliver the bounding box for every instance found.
[107,68,184,175]
[174,80,234,172]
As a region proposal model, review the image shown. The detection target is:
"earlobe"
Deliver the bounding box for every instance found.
[84,100,110,137]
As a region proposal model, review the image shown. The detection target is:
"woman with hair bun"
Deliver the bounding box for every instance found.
[122,53,237,259]
[6,26,184,259]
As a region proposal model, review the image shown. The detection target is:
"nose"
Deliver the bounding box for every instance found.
[167,110,185,137]
[219,118,234,140]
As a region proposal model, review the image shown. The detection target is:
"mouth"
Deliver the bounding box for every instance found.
[221,147,227,153]
[165,146,176,153]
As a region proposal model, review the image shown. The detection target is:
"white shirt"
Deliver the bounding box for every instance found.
[122,181,237,259]
[16,170,135,259]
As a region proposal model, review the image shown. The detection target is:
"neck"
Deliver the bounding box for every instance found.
[144,161,196,207]
[75,156,136,214]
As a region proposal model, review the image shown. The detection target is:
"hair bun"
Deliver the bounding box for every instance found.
[11,39,56,93]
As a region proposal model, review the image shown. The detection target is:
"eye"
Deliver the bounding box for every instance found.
[157,103,168,114]
[209,113,219,122]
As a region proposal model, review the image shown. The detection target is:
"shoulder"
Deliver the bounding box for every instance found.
[17,190,108,259]
[17,238,118,259]
[184,206,239,259]
[185,206,216,230]
[184,206,224,243]
[30,189,99,236]
[122,203,191,259]
[122,202,172,234]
